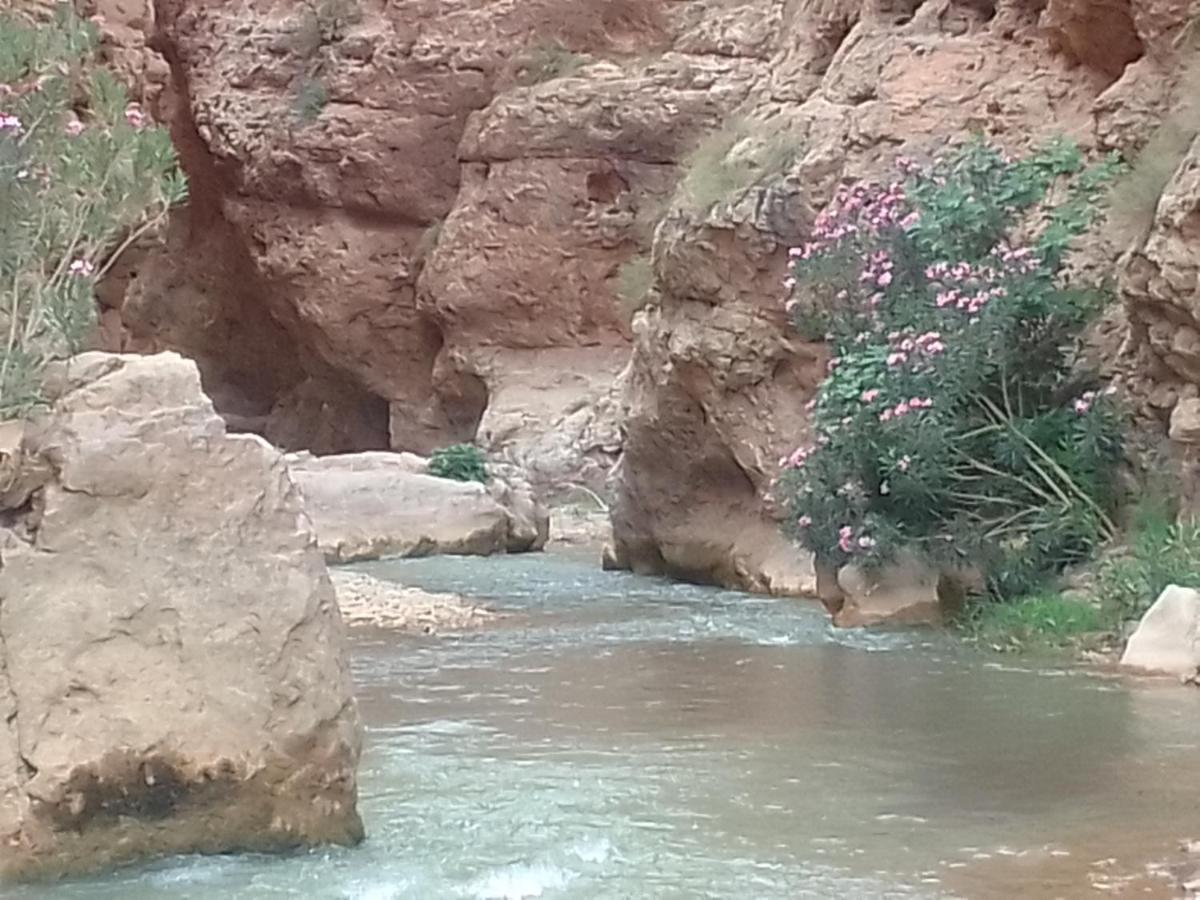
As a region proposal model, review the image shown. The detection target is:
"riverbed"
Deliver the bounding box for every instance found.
[19,554,1200,898]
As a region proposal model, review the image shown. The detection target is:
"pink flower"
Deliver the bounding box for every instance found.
[788,247,805,258]
[827,357,841,373]
[909,397,933,409]
[900,211,920,229]
[894,401,911,417]
[923,340,945,355]
[897,455,911,472]
[860,388,881,403]
[124,104,146,128]
[886,352,907,367]
[1073,398,1091,414]
[65,118,85,136]
[899,338,915,353]
[0,113,20,132]
[868,292,884,307]
[838,525,855,553]
[68,259,95,277]
[935,290,959,308]
[877,271,893,287]
[858,535,877,550]
[879,409,893,423]
[797,515,813,529]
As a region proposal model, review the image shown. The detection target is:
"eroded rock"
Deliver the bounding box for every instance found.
[0,352,362,880]
[288,451,549,563]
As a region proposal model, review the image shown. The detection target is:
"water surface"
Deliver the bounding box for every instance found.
[20,555,1200,898]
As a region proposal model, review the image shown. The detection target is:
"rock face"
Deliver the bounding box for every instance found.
[0,352,362,880]
[288,452,549,563]
[91,1,1200,602]
[1120,584,1200,677]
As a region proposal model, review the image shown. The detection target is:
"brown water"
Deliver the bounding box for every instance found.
[17,555,1200,899]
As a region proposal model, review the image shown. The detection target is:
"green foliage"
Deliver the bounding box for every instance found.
[778,139,1124,599]
[0,6,186,416]
[960,593,1112,653]
[615,255,653,321]
[516,44,589,86]
[428,444,489,483]
[680,119,798,211]
[1096,497,1200,622]
[293,75,329,122]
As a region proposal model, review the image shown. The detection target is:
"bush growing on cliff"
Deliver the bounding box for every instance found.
[778,139,1124,598]
[0,6,186,416]
[429,444,489,484]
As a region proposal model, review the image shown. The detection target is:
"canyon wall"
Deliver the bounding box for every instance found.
[96,0,1197,591]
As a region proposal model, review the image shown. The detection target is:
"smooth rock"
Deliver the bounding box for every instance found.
[288,452,548,563]
[833,555,967,629]
[1119,584,1200,676]
[0,352,362,880]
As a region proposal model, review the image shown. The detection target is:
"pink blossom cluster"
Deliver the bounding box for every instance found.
[885,330,945,367]
[896,155,922,176]
[879,396,933,423]
[860,250,894,288]
[779,444,816,470]
[68,259,95,277]
[0,113,21,133]
[838,524,876,553]
[788,180,915,263]
[125,104,146,128]
[991,242,1041,274]
[1073,385,1116,414]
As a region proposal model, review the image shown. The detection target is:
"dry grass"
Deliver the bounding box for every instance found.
[678,118,800,212]
[1107,51,1200,245]
[515,44,590,86]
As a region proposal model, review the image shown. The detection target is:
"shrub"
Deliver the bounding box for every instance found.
[1096,497,1200,622]
[615,255,654,320]
[778,139,1124,598]
[293,75,329,122]
[428,444,488,483]
[0,6,186,417]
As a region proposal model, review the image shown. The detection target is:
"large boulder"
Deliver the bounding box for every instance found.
[1120,584,1200,677]
[287,452,549,563]
[0,352,362,880]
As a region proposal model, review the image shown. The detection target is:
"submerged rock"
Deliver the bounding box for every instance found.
[288,452,549,564]
[331,570,500,633]
[0,352,362,881]
[1120,584,1200,678]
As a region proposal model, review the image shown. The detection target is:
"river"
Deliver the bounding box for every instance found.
[16,554,1200,898]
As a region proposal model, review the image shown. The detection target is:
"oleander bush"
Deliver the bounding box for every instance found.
[778,139,1124,598]
[0,5,186,416]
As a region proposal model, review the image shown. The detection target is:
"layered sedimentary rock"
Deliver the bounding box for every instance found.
[0,352,362,880]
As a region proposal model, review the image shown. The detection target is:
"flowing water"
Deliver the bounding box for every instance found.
[17,554,1200,899]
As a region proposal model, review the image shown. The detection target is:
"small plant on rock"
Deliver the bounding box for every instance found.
[0,6,187,416]
[778,139,1124,599]
[428,444,489,484]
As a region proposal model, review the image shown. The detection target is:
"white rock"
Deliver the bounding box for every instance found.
[1120,585,1200,677]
